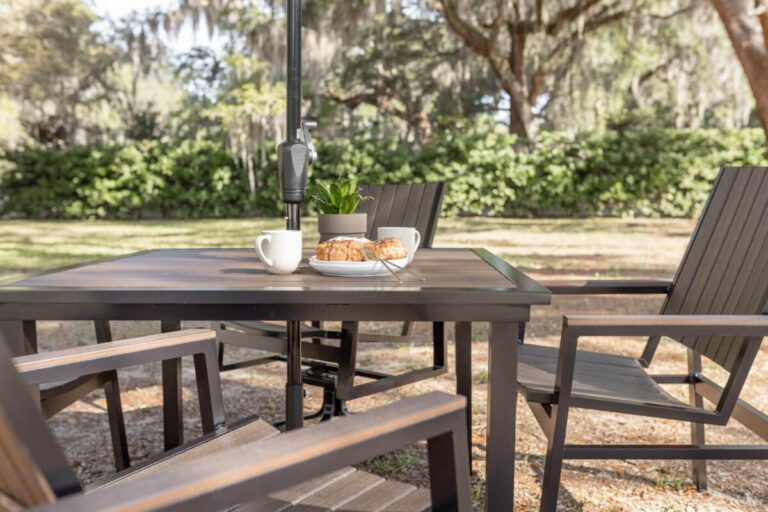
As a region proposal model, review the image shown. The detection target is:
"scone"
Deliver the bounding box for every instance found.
[315,239,365,261]
[364,238,407,260]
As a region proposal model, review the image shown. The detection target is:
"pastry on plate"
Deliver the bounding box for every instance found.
[362,238,407,260]
[315,238,365,262]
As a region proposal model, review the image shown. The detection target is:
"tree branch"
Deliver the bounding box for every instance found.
[648,2,698,20]
[529,7,627,102]
[438,0,493,56]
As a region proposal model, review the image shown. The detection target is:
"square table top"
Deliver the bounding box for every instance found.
[0,248,550,306]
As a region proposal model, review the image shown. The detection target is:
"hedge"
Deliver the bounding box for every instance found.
[1,125,766,219]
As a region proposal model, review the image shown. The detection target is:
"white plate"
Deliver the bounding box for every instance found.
[308,256,409,277]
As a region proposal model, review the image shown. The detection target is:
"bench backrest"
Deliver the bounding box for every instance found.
[0,341,81,507]
[358,182,446,248]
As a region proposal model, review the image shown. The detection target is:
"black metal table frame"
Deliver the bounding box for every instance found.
[0,248,550,511]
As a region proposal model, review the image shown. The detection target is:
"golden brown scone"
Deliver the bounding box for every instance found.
[365,238,407,260]
[315,239,364,261]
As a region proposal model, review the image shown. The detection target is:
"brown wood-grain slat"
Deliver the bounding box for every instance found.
[708,171,768,364]
[384,488,431,511]
[90,417,279,494]
[5,249,513,292]
[386,184,412,230]
[288,469,384,511]
[0,411,55,507]
[517,344,689,407]
[232,468,357,512]
[660,168,768,372]
[336,479,418,512]
[678,168,748,358]
[13,329,214,373]
[414,183,439,247]
[359,183,443,248]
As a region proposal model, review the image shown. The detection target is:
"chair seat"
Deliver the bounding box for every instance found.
[89,417,428,512]
[518,344,692,410]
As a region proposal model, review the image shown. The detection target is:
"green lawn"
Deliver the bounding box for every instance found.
[0,217,695,282]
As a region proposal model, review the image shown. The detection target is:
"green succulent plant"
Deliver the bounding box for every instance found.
[312,177,371,214]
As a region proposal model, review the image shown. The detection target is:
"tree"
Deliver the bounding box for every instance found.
[711,0,768,143]
[0,0,121,146]
[436,0,640,136]
[325,15,485,145]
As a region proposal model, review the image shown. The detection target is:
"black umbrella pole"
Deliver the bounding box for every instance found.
[284,0,303,431]
[286,0,301,143]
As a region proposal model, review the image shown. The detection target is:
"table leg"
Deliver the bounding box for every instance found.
[285,320,303,431]
[454,322,472,466]
[161,320,183,450]
[485,321,519,512]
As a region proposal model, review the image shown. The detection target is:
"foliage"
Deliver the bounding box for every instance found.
[312,177,371,214]
[0,140,261,219]
[4,125,764,220]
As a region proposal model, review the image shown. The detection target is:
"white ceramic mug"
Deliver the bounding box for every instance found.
[254,230,302,274]
[377,227,421,263]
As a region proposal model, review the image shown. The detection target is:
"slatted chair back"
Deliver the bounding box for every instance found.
[358,182,446,248]
[643,167,768,414]
[0,341,81,508]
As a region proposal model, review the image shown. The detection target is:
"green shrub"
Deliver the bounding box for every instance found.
[0,140,253,219]
[1,125,766,219]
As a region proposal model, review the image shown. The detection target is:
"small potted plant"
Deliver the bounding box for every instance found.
[314,177,371,242]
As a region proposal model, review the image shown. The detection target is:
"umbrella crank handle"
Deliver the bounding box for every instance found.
[301,120,317,165]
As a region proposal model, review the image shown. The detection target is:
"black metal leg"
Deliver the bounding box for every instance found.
[518,322,526,344]
[485,321,519,512]
[540,403,568,512]
[688,350,708,491]
[311,320,323,344]
[433,321,446,368]
[335,321,359,401]
[285,320,303,430]
[102,370,130,470]
[455,321,473,466]
[193,351,226,434]
[334,398,349,417]
[94,320,130,471]
[161,320,184,449]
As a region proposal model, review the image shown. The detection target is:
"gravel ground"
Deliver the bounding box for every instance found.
[10,217,768,510]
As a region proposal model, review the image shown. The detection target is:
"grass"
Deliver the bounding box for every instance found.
[0,216,694,281]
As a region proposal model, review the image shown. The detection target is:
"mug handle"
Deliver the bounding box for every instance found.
[414,229,422,248]
[255,235,273,267]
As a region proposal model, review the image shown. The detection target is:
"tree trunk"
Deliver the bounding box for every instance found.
[712,0,768,142]
[508,95,528,138]
[412,111,434,145]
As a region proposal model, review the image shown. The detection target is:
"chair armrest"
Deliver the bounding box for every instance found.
[14,329,218,386]
[540,279,673,295]
[16,329,225,433]
[563,314,768,337]
[33,392,472,512]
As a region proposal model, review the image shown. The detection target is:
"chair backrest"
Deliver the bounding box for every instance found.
[651,167,768,373]
[357,182,446,248]
[0,340,81,507]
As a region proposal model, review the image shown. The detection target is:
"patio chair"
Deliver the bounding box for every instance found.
[0,334,471,512]
[516,166,768,511]
[218,182,447,421]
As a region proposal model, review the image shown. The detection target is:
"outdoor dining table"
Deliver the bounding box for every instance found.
[0,246,550,510]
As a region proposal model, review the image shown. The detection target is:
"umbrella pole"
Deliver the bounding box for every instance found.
[284,0,303,431]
